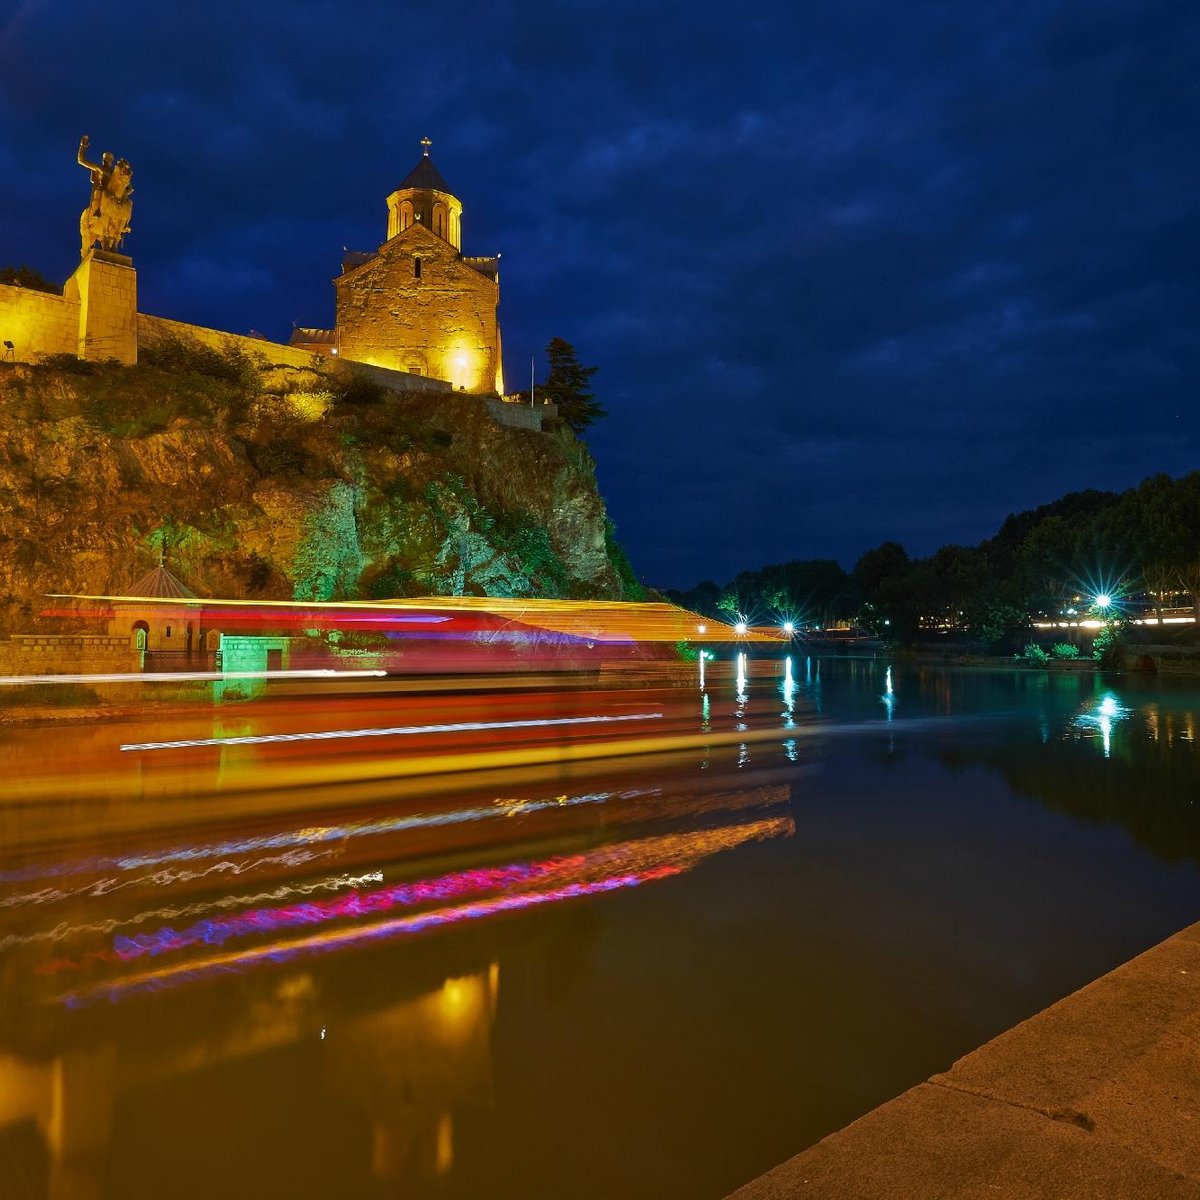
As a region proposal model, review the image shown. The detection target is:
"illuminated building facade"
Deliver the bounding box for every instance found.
[292,141,504,394]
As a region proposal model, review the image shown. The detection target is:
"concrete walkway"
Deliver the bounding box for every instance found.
[729,921,1200,1199]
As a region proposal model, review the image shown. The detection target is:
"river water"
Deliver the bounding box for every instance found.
[2,659,1199,1199]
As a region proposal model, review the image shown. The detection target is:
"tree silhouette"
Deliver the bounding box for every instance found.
[541,338,606,434]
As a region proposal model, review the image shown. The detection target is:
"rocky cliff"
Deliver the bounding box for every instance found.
[0,341,641,633]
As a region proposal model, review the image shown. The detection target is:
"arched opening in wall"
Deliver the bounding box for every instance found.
[450,211,460,248]
[131,621,149,651]
[399,200,414,232]
[185,622,195,660]
[413,256,422,279]
[433,204,446,238]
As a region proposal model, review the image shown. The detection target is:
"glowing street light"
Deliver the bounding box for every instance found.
[734,621,748,635]
[1095,594,1112,609]
[782,621,795,634]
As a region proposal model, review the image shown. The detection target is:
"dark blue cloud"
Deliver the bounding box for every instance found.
[2,0,1197,587]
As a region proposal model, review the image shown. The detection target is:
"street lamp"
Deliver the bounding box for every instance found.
[1095,594,1112,609]
[734,621,748,635]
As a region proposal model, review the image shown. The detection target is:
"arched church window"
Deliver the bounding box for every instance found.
[434,204,446,237]
[399,200,414,232]
[414,256,422,279]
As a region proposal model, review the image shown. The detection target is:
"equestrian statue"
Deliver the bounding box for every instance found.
[77,134,133,256]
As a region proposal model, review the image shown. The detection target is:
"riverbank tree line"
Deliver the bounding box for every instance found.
[669,472,1200,647]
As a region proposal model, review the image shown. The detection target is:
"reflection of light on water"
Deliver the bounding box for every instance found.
[781,657,796,728]
[698,650,706,690]
[57,817,795,1007]
[736,652,748,703]
[1,787,647,893]
[784,738,797,763]
[0,868,383,951]
[100,856,599,963]
[436,1112,454,1175]
[0,848,339,913]
[701,692,711,732]
[882,666,895,721]
[1072,691,1129,759]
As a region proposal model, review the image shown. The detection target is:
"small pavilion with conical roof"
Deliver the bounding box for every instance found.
[122,563,198,601]
[104,560,209,660]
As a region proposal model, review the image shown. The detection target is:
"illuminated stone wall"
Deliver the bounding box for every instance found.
[335,225,502,394]
[0,283,79,361]
[137,313,322,369]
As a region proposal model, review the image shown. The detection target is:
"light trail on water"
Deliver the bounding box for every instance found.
[118,711,664,753]
[0,787,656,888]
[0,669,388,685]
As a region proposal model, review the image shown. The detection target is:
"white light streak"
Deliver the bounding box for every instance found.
[121,711,664,753]
[0,669,388,686]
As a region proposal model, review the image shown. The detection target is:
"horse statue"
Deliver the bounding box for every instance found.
[78,135,133,256]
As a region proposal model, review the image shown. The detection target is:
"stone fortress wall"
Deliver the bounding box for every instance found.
[0,281,79,361]
[1,275,545,423]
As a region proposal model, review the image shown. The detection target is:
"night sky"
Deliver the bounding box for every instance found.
[2,1,1197,588]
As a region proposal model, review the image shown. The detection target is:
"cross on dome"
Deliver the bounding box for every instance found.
[421,136,432,156]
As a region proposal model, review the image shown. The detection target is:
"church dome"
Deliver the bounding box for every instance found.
[386,138,462,249]
[396,154,452,194]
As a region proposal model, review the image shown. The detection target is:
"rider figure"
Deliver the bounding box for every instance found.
[77,135,114,218]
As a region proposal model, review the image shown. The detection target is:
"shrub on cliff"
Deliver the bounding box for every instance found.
[140,331,262,389]
[334,374,388,407]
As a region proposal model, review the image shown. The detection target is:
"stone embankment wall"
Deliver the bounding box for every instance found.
[0,634,139,675]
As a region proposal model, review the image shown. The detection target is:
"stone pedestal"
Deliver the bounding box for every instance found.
[63,249,137,364]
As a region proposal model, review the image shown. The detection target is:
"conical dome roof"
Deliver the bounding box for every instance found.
[397,150,452,194]
[121,564,198,599]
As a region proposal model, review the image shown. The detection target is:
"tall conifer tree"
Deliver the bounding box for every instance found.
[541,338,606,434]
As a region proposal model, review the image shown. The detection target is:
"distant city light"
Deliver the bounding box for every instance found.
[1096,594,1112,609]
